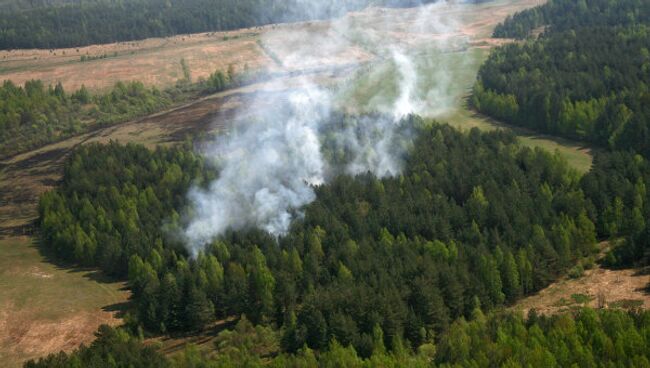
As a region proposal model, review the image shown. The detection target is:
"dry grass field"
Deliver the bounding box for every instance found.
[0,0,542,92]
[0,30,273,92]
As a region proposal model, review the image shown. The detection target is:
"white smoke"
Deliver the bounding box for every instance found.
[391,48,421,119]
[184,84,330,250]
[183,0,468,254]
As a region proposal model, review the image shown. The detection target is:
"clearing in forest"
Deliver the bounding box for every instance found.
[511,243,650,316]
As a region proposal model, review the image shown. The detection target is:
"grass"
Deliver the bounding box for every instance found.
[554,294,593,307]
[0,30,266,92]
[449,107,593,173]
[0,237,129,367]
[609,299,645,309]
[337,46,593,174]
[337,48,488,115]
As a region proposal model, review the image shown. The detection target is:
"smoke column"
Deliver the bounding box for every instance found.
[184,0,467,255]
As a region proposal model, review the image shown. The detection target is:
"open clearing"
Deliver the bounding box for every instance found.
[338,43,593,173]
[511,242,649,316]
[0,237,128,367]
[512,266,649,316]
[443,107,594,173]
[511,243,650,316]
[0,30,274,92]
[0,0,542,92]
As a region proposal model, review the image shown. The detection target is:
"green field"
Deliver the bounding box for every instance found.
[444,107,594,173]
[338,46,593,173]
[0,237,129,367]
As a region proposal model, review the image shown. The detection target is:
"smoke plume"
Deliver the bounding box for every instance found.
[183,0,468,254]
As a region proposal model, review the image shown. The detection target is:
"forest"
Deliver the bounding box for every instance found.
[37,119,649,364]
[26,136,650,365]
[493,0,650,39]
[22,0,650,366]
[0,0,442,49]
[473,0,650,269]
[0,67,236,159]
[25,309,650,367]
[0,80,170,158]
[474,0,650,157]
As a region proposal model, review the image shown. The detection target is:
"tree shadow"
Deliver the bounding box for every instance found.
[156,318,238,355]
[102,301,131,319]
[0,221,35,237]
[30,235,132,304]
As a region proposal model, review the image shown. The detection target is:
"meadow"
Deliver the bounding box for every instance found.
[338,46,594,173]
[0,237,128,367]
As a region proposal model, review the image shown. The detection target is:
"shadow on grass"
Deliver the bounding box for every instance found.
[156,318,238,355]
[29,234,132,303]
[0,221,36,238]
[102,301,131,319]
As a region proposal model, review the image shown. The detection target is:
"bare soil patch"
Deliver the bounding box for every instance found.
[512,267,649,316]
[511,243,650,316]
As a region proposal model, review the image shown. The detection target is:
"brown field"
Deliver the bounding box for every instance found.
[512,267,650,317]
[0,0,542,92]
[0,30,274,92]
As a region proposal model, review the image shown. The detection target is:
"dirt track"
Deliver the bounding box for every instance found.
[0,85,252,236]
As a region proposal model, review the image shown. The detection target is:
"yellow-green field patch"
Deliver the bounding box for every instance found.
[444,107,594,174]
[0,237,129,367]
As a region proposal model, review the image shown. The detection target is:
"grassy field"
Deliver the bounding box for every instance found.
[0,30,274,92]
[338,46,593,173]
[0,237,128,367]
[444,107,594,173]
[0,0,542,92]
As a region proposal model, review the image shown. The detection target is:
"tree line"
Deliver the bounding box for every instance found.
[25,308,650,367]
[493,0,650,39]
[473,26,650,157]
[0,0,442,50]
